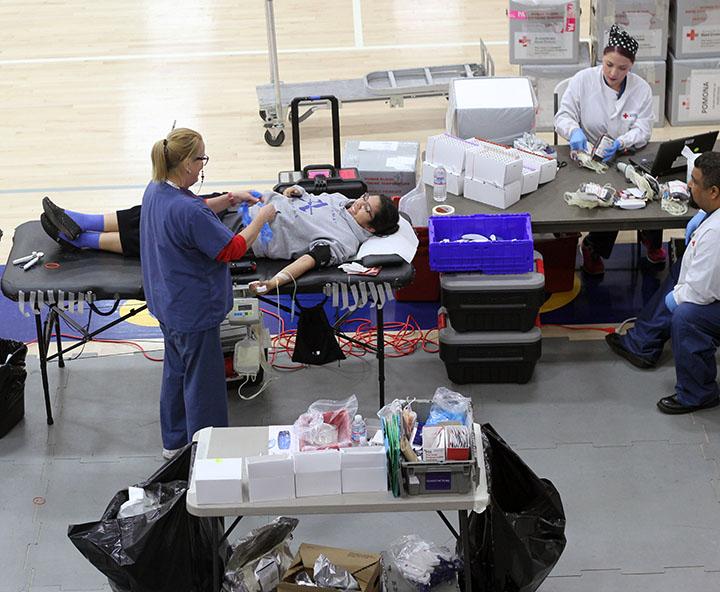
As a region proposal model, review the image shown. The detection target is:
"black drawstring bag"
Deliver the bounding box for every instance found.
[292,297,346,365]
[68,444,227,592]
[460,423,567,592]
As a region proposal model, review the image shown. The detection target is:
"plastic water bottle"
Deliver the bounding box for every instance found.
[432,166,447,203]
[351,414,367,447]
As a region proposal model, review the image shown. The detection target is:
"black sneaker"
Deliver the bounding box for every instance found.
[42,196,81,240]
[40,213,79,251]
[605,332,656,369]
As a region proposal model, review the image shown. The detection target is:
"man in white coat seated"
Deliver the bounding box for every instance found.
[605,152,720,414]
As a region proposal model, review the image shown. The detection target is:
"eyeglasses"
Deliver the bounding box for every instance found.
[195,155,210,165]
[358,193,373,216]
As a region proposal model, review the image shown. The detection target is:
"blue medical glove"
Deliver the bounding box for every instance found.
[685,210,707,245]
[249,190,263,199]
[602,139,622,163]
[665,291,678,313]
[569,128,588,152]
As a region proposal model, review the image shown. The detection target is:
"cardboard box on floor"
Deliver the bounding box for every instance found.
[279,543,382,592]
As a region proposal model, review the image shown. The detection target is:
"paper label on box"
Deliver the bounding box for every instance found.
[255,558,279,592]
[682,24,720,55]
[359,141,399,151]
[687,70,720,121]
[385,156,417,171]
[513,32,573,60]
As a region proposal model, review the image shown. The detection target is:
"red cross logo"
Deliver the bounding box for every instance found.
[623,113,629,119]
[519,36,530,47]
[687,29,698,41]
[682,99,690,109]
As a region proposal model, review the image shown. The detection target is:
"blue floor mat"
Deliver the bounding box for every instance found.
[0,243,670,342]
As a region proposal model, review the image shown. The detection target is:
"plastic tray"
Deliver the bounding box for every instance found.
[428,213,534,274]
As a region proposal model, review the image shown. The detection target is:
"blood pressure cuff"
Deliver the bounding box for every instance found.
[291,297,346,365]
[308,243,332,268]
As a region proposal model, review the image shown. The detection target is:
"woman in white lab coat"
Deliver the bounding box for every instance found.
[554,24,663,275]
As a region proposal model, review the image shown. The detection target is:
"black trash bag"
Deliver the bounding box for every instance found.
[68,444,228,592]
[460,423,566,592]
[0,339,28,438]
[292,297,346,365]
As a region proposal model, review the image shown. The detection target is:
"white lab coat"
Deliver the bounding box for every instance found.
[554,65,653,150]
[674,209,720,306]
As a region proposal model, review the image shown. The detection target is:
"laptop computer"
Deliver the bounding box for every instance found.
[629,130,719,178]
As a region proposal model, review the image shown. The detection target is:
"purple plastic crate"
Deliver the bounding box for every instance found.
[428,213,534,274]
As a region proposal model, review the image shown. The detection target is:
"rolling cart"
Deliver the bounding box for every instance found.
[257,0,495,146]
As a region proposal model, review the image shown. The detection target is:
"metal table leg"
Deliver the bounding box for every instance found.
[54,309,65,368]
[34,310,54,425]
[458,509,472,592]
[376,305,385,408]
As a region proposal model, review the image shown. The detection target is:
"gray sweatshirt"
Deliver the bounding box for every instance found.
[249,186,372,265]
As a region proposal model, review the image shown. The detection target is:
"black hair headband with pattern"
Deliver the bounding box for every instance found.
[606,24,638,56]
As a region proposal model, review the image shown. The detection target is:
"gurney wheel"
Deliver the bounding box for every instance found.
[264,129,285,147]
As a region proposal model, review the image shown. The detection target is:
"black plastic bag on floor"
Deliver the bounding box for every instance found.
[460,424,567,592]
[68,444,227,592]
[292,297,346,365]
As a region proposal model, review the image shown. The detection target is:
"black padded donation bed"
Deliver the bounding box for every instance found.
[2,221,414,425]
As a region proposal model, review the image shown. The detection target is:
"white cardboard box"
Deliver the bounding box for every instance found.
[446,78,537,146]
[246,454,295,502]
[343,141,419,197]
[464,178,523,209]
[632,59,667,127]
[194,458,244,505]
[666,52,720,125]
[340,447,388,493]
[590,0,669,61]
[509,0,581,64]
[422,161,464,196]
[669,0,720,59]
[471,150,524,186]
[294,450,342,497]
[521,167,541,195]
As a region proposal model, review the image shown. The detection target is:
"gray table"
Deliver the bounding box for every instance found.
[425,143,697,233]
[187,426,489,592]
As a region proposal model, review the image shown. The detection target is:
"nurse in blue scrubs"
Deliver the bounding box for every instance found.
[140,128,276,459]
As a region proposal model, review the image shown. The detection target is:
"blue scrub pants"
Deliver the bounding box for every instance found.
[621,260,720,407]
[159,323,229,450]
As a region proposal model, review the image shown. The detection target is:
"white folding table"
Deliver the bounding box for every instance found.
[187,426,489,592]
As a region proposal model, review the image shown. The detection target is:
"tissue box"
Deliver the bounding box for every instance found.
[509,0,580,64]
[246,454,295,502]
[669,0,720,59]
[294,450,342,497]
[194,458,244,505]
[446,78,536,146]
[464,178,523,209]
[519,42,592,131]
[590,0,669,61]
[343,141,419,197]
[279,544,382,592]
[340,447,388,493]
[666,52,720,125]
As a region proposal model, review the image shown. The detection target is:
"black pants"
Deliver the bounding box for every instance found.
[585,229,663,259]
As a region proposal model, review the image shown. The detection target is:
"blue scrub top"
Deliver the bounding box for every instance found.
[140,181,234,332]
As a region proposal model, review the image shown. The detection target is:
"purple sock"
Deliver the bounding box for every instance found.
[61,231,101,250]
[65,210,104,232]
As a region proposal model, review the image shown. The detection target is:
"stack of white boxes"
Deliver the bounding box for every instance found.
[510,0,582,132]
[422,134,471,196]
[422,134,557,208]
[465,138,557,209]
[590,0,669,127]
[667,0,720,125]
